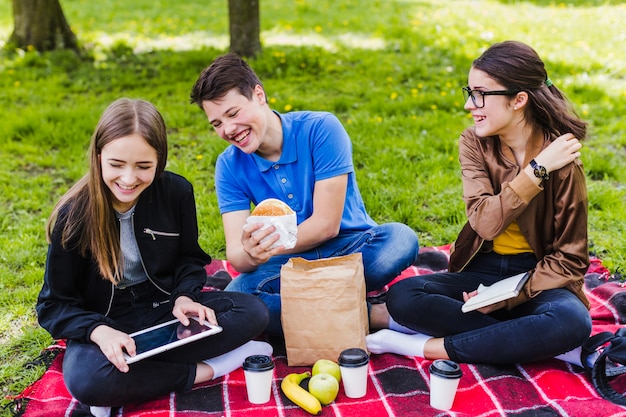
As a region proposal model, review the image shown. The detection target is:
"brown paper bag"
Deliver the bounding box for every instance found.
[280,253,369,366]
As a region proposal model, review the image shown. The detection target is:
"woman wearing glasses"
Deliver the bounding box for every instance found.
[367,40,593,366]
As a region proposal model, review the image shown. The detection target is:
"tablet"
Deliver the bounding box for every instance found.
[124,317,223,364]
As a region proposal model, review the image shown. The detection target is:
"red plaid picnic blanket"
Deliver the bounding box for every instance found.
[8,246,626,417]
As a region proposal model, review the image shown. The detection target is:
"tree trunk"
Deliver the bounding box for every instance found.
[228,0,261,58]
[9,0,78,52]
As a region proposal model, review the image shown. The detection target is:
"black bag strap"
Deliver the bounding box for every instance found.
[582,331,617,373]
[582,328,626,406]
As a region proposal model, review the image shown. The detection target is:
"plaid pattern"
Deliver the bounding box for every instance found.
[8,247,626,417]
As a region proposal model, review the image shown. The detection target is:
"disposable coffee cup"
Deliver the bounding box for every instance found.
[429,359,462,410]
[338,348,369,398]
[242,355,275,404]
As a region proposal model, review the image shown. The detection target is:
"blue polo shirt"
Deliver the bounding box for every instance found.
[215,111,376,231]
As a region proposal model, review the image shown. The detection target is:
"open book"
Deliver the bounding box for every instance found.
[461,271,530,313]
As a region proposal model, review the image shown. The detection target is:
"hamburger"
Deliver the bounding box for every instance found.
[251,198,294,216]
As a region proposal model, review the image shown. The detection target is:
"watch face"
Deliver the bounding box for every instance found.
[533,166,549,181]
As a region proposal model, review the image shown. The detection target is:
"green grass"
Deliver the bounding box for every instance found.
[1,0,625,413]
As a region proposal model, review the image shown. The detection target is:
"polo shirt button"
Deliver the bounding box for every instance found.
[281,178,287,183]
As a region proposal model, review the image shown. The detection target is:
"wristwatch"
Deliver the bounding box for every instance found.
[530,159,549,181]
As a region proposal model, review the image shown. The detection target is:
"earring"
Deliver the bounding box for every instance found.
[514,106,518,110]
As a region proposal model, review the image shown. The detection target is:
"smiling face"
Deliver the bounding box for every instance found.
[99,133,158,212]
[465,67,520,138]
[202,85,268,154]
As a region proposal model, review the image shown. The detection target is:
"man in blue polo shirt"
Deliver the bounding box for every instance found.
[190,53,419,337]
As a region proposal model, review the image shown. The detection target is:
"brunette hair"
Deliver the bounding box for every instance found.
[46,98,168,283]
[189,52,264,108]
[473,40,587,140]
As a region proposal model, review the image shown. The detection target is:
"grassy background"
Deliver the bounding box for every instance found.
[1,0,625,412]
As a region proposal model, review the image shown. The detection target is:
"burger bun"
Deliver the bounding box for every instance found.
[251,198,294,216]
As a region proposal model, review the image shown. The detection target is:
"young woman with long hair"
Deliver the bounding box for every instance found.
[37,98,271,416]
[367,41,592,366]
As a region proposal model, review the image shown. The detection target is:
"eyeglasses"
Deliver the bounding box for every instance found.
[462,87,521,108]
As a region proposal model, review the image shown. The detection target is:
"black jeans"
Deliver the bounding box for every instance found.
[63,283,269,406]
[387,251,591,364]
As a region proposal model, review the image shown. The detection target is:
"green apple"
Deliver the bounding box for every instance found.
[308,372,339,405]
[312,358,342,383]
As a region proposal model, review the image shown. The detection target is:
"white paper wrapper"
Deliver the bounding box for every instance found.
[246,213,297,249]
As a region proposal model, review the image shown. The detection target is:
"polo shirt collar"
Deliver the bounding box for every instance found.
[252,111,297,172]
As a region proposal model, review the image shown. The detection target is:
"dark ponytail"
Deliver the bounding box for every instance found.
[473,40,587,140]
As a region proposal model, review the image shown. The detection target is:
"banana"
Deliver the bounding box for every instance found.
[280,371,322,415]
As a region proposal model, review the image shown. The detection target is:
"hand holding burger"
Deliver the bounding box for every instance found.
[247,198,297,249]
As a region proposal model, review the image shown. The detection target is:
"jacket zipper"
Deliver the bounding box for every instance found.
[107,214,175,315]
[143,228,180,240]
[105,282,114,316]
[457,237,485,272]
[136,216,171,295]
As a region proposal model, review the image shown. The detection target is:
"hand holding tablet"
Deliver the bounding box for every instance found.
[124,317,223,364]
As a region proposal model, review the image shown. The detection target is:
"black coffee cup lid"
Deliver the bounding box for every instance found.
[243,355,274,371]
[429,359,462,378]
[338,348,369,367]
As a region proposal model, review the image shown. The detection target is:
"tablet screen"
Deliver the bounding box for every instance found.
[125,317,222,364]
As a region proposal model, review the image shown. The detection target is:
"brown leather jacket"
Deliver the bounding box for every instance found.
[449,127,590,310]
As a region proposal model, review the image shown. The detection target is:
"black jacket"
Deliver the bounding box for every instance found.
[36,171,212,343]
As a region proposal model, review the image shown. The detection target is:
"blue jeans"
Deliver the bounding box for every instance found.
[386,251,591,364]
[63,283,269,407]
[225,222,419,337]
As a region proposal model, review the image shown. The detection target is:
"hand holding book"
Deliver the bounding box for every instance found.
[461,272,531,313]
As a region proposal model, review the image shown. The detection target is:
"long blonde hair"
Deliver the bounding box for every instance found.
[46,98,168,283]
